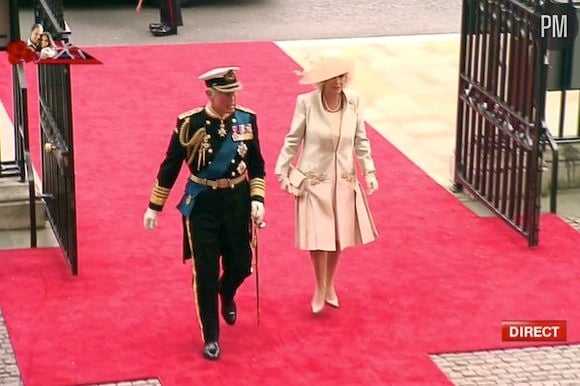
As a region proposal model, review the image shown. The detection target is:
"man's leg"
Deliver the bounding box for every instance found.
[188,208,221,359]
[218,184,252,324]
[174,0,184,27]
[150,0,178,36]
[219,226,252,302]
[148,0,167,29]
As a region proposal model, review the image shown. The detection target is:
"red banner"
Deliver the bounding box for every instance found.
[37,40,101,65]
[501,320,567,342]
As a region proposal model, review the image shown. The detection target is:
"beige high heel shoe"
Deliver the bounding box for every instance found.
[311,301,325,314]
[325,288,340,308]
[325,296,339,308]
[311,291,326,314]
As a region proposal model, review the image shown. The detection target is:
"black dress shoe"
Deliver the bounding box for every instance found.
[221,297,237,325]
[150,24,177,36]
[148,22,163,30]
[203,341,220,360]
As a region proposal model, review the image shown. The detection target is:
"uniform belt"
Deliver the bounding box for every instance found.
[190,174,246,189]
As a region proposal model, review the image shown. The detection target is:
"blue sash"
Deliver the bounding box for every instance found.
[177,110,251,216]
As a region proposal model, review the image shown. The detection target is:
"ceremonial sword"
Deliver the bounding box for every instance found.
[252,220,266,326]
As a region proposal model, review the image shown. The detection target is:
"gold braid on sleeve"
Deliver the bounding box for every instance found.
[178,117,206,166]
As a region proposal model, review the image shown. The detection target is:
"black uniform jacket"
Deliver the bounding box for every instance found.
[148,105,266,212]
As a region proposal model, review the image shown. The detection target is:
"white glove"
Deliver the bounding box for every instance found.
[251,201,265,224]
[365,172,379,195]
[143,207,160,230]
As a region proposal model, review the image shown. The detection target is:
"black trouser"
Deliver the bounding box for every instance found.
[186,181,252,343]
[159,0,183,28]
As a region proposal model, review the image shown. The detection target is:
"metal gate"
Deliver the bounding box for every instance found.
[454,0,549,246]
[36,1,78,274]
[38,64,78,274]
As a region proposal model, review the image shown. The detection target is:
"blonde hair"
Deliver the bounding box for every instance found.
[315,72,351,90]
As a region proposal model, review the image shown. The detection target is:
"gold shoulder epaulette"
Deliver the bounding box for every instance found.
[236,105,256,115]
[178,106,204,120]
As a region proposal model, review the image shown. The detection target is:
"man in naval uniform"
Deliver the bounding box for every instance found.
[143,66,266,360]
[136,0,183,36]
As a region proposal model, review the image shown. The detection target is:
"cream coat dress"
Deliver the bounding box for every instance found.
[275,89,378,251]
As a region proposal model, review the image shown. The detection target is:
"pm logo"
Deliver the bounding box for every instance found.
[502,320,567,342]
[540,1,579,51]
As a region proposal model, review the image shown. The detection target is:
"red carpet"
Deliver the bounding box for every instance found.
[1,42,580,386]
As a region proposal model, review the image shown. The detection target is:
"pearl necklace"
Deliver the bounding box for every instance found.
[323,95,342,112]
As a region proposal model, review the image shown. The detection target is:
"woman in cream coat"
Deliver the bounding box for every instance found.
[275,52,379,314]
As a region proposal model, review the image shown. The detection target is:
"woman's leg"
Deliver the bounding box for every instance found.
[310,251,327,313]
[325,250,341,307]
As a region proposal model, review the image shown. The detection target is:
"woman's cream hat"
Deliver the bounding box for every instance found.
[297,50,356,85]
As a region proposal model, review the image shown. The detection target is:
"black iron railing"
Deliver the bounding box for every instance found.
[38,63,78,275]
[34,0,69,40]
[455,0,547,246]
[542,125,559,213]
[541,1,580,215]
[6,63,38,247]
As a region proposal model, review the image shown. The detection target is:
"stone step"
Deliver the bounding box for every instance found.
[0,177,47,230]
[0,200,47,230]
[543,140,580,191]
[0,175,29,201]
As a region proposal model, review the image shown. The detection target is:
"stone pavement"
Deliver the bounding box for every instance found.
[563,216,580,230]
[1,34,580,385]
[432,345,580,385]
[0,314,21,386]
